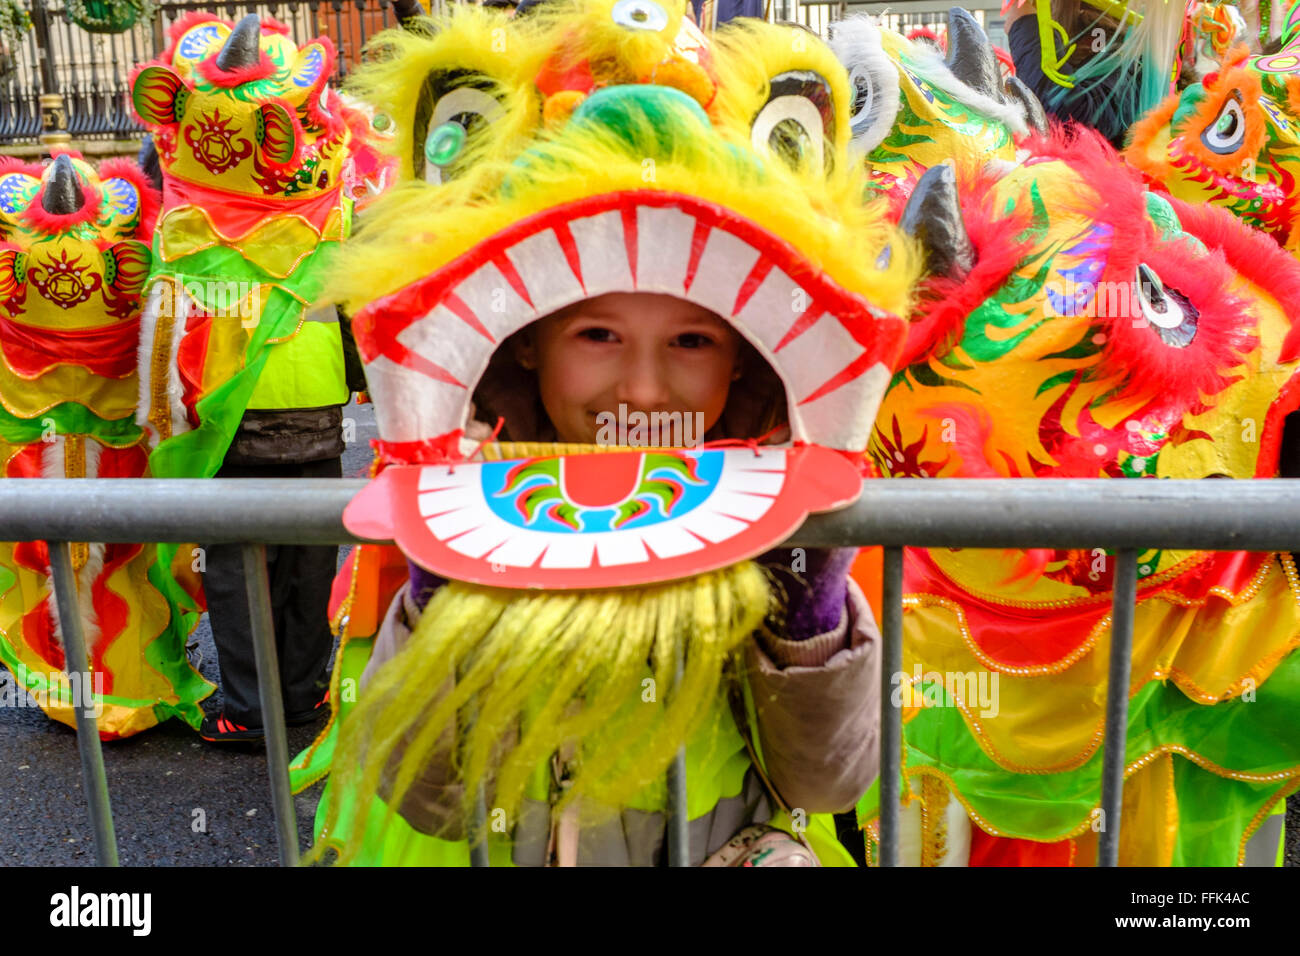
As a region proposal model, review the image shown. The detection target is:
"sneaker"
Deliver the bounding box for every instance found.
[285,688,330,727]
[199,713,265,744]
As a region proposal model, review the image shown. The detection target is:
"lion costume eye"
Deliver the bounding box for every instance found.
[610,0,669,31]
[1136,263,1198,347]
[415,75,504,184]
[1200,90,1247,155]
[828,17,900,156]
[751,70,834,173]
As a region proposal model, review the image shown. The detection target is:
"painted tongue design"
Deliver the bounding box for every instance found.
[560,452,644,508]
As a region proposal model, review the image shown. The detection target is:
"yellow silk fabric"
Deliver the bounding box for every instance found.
[902,554,1300,772]
[157,204,346,277]
[0,341,137,423]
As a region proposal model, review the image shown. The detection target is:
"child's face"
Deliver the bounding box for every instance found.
[514,292,743,445]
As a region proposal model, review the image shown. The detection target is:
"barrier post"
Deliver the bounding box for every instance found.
[48,540,118,866]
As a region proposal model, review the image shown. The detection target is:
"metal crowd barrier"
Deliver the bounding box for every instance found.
[2,477,1298,867]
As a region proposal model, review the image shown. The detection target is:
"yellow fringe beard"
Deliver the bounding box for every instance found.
[317,562,771,862]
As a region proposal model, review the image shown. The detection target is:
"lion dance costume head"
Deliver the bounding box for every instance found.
[1126,7,1300,255]
[0,151,214,738]
[863,130,1300,865]
[311,0,920,861]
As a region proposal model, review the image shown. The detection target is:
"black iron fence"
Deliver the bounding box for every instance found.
[0,0,439,146]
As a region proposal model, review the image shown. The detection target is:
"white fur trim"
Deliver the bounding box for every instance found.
[82,438,102,480]
[43,541,105,664]
[829,16,902,157]
[907,46,1030,138]
[40,437,64,479]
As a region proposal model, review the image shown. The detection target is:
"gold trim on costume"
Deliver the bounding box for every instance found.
[148,307,178,445]
[903,553,1284,679]
[158,203,344,278]
[919,774,949,867]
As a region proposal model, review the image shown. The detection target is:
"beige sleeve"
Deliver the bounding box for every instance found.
[743,578,882,815]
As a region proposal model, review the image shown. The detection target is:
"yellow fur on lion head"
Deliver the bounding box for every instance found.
[709,19,855,167]
[329,0,919,462]
[341,5,550,183]
[333,0,915,316]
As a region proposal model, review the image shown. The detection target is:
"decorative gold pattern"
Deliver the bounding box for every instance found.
[919,774,949,867]
[61,435,89,572]
[903,552,1284,679]
[147,305,178,445]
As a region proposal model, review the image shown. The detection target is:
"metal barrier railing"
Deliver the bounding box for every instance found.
[5,0,443,146]
[2,476,1297,866]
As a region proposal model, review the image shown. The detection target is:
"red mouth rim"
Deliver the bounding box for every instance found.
[351,188,907,381]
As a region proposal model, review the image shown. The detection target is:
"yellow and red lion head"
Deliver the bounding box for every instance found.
[877,130,1300,591]
[860,130,1300,865]
[1126,35,1300,254]
[130,11,362,199]
[0,151,156,330]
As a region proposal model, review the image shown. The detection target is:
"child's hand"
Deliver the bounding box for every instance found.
[408,561,447,612]
[756,547,859,641]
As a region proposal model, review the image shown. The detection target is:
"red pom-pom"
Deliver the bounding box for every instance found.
[196,50,277,87]
[19,182,103,235]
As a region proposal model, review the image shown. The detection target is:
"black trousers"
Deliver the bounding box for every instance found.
[202,457,341,727]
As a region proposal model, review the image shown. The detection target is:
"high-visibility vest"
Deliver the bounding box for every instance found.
[246,303,350,410]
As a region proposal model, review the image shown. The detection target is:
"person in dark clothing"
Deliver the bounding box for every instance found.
[198,311,368,743]
[1004,0,1144,147]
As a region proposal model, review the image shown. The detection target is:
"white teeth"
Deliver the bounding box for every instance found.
[722,464,786,495]
[634,205,698,295]
[685,229,761,319]
[398,303,488,385]
[418,485,480,516]
[566,210,635,297]
[777,308,865,403]
[539,535,597,569]
[707,489,775,521]
[799,360,892,454]
[444,523,511,559]
[373,202,894,452]
[639,522,707,558]
[505,228,587,314]
[365,354,465,444]
[594,533,650,567]
[425,505,484,540]
[677,509,748,543]
[731,264,804,352]
[452,261,536,341]
[483,534,549,568]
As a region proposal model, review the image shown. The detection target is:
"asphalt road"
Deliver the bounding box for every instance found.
[1,396,1297,866]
